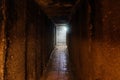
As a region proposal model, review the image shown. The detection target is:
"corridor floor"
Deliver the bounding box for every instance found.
[41,46,73,80]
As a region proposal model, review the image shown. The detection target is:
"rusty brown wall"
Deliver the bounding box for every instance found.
[4,0,27,79]
[0,0,6,80]
[69,0,120,80]
[92,0,120,80]
[0,0,55,80]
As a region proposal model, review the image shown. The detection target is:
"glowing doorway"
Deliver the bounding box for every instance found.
[56,24,68,46]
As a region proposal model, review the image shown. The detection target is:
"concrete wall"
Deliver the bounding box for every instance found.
[68,0,120,80]
[0,0,55,80]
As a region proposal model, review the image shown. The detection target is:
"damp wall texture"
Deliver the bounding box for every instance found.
[68,0,120,80]
[0,0,6,80]
[0,0,55,80]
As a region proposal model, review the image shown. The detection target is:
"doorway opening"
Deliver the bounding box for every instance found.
[56,24,68,46]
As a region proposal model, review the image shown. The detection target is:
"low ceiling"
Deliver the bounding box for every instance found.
[35,0,78,23]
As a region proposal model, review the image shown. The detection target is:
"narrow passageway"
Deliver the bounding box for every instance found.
[41,24,73,80]
[1,0,120,80]
[41,45,73,80]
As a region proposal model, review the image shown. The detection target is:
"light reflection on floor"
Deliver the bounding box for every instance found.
[41,45,73,80]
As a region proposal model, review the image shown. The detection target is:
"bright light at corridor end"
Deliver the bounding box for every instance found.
[63,26,68,32]
[56,23,69,46]
[61,24,69,32]
[55,23,69,32]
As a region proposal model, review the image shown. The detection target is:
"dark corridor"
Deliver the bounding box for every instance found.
[0,0,120,80]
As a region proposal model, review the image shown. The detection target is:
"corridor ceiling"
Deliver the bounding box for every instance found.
[35,0,78,23]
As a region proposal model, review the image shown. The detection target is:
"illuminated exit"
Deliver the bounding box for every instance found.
[56,24,68,46]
